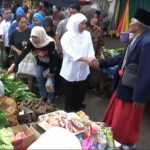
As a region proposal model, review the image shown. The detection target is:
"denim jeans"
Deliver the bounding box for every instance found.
[101,66,118,77]
[36,65,54,100]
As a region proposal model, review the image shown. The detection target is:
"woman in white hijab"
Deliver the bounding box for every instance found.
[7,26,58,103]
[60,13,98,112]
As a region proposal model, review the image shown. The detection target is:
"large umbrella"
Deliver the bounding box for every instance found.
[116,0,129,37]
[108,0,120,36]
[39,0,91,7]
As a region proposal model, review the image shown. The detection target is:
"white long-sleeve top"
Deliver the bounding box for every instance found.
[60,30,95,82]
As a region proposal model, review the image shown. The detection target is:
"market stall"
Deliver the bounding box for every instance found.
[0,109,121,150]
[0,56,122,150]
[0,74,121,149]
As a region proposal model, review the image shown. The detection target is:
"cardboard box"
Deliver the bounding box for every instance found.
[38,121,51,131]
[30,122,45,140]
[10,124,34,150]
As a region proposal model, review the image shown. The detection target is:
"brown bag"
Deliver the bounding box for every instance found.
[0,96,18,126]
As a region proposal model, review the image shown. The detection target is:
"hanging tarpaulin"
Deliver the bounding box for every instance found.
[116,0,129,37]
[39,0,91,7]
[108,0,120,36]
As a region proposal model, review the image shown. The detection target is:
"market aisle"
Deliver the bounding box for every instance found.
[54,36,150,149]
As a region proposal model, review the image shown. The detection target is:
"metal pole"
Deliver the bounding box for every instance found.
[0,39,4,69]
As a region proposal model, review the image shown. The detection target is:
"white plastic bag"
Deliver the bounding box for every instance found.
[45,78,54,93]
[0,81,4,97]
[17,52,36,77]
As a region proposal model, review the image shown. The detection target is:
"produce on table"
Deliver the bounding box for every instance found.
[1,74,38,101]
[0,108,9,129]
[0,128,14,150]
[103,48,124,58]
[17,101,57,122]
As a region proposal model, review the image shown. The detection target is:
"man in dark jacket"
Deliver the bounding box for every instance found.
[99,8,150,149]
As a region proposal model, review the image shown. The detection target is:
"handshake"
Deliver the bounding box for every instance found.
[87,57,99,68]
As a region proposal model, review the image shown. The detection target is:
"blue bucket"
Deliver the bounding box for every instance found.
[120,32,129,42]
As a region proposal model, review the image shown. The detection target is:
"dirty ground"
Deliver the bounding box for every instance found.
[54,36,150,149]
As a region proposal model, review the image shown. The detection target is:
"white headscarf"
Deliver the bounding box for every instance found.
[66,13,87,42]
[30,26,55,48]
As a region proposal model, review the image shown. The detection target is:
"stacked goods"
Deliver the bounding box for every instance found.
[39,111,92,134]
[38,111,121,150]
[80,122,118,149]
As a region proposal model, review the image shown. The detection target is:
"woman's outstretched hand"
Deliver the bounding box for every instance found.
[6,64,15,74]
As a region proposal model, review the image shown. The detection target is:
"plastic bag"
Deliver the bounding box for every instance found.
[82,137,93,150]
[17,52,36,77]
[0,81,4,97]
[45,78,54,93]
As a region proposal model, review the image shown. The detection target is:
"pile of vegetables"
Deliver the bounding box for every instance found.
[0,128,14,150]
[103,48,124,58]
[17,101,57,122]
[0,109,9,129]
[1,74,38,102]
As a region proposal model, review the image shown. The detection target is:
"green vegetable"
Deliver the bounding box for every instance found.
[0,109,9,129]
[0,128,14,150]
[1,74,39,102]
[7,74,15,80]
[103,48,124,58]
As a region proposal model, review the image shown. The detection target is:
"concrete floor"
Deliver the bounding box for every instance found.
[54,36,150,149]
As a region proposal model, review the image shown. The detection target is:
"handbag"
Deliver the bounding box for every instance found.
[122,63,138,88]
[17,52,36,77]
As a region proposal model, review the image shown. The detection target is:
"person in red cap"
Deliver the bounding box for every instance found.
[99,8,150,149]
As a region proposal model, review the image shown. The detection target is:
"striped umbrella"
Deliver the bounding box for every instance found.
[108,0,120,36]
[116,0,129,37]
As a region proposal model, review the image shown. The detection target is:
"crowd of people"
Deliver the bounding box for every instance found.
[0,2,104,108]
[1,1,150,150]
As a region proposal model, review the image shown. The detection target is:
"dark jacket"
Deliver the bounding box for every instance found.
[100,31,150,103]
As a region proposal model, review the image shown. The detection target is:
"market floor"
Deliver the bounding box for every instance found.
[54,36,150,149]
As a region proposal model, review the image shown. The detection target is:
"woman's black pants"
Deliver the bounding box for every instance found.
[62,78,86,113]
